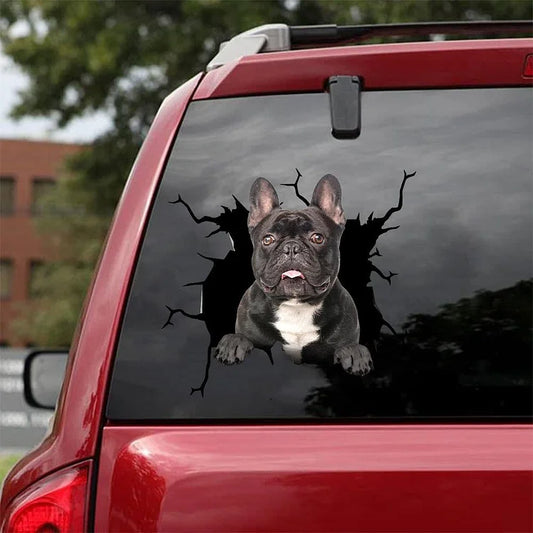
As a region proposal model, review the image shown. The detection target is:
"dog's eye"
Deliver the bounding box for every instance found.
[310,233,324,244]
[262,234,275,246]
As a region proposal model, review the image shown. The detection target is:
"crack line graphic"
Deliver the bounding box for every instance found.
[163,169,415,394]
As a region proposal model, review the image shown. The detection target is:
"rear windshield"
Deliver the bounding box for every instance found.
[107,88,532,421]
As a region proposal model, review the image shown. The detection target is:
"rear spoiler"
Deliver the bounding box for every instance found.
[207,20,532,71]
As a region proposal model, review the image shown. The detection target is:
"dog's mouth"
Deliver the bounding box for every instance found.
[281,269,305,280]
[260,271,330,295]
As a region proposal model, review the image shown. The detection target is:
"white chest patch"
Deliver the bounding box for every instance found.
[273,299,321,362]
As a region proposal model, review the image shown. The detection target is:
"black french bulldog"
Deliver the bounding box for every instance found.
[215,175,373,375]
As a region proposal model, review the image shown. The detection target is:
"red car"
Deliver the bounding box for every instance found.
[2,21,532,532]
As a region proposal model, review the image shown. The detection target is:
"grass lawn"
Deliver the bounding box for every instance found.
[0,454,22,485]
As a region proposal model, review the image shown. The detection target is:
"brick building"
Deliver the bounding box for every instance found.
[0,139,82,346]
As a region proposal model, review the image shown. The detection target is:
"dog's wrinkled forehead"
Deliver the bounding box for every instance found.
[270,211,314,236]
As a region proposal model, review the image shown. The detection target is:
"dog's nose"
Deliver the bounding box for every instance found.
[283,241,301,256]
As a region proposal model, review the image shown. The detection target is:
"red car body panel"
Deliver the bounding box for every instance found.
[94,425,533,532]
[2,37,533,531]
[194,40,533,100]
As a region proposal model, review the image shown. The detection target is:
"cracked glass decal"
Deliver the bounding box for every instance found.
[107,89,532,420]
[164,170,414,396]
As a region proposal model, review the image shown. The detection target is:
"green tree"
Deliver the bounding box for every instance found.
[1,0,530,346]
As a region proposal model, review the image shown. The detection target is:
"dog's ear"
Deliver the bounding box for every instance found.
[248,177,280,230]
[311,174,346,226]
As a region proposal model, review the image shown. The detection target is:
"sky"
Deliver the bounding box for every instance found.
[0,49,111,144]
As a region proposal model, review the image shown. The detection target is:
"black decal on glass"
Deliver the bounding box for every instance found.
[216,173,373,375]
[163,195,254,395]
[283,169,416,352]
[280,168,310,206]
[165,169,414,395]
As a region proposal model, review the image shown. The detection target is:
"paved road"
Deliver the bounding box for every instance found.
[0,348,55,454]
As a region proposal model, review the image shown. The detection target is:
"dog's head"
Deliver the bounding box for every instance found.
[247,175,346,300]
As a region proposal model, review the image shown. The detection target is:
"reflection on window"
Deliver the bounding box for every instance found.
[29,260,45,299]
[31,177,56,215]
[0,176,15,215]
[0,259,14,299]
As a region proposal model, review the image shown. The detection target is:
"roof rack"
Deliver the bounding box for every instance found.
[207,20,532,71]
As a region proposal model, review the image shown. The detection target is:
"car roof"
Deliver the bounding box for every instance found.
[206,21,532,71]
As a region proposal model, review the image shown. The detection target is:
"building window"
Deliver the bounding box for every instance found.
[31,177,56,215]
[28,260,45,299]
[0,176,15,216]
[0,259,14,299]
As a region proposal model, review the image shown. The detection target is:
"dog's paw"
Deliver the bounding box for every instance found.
[334,344,373,376]
[215,334,254,365]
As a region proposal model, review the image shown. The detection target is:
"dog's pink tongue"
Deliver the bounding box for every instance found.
[281,270,305,280]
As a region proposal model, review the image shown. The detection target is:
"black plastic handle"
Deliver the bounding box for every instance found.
[328,76,362,140]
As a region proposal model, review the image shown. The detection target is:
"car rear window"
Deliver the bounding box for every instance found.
[107,87,532,421]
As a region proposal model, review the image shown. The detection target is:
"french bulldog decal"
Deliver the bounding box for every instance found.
[215,175,373,375]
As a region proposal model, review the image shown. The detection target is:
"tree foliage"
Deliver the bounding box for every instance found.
[1,0,531,346]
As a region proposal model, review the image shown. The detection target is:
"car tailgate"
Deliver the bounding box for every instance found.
[93,424,533,532]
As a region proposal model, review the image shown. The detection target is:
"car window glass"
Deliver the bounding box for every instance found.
[107,88,532,420]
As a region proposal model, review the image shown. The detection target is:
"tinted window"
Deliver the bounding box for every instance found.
[28,260,45,299]
[0,259,14,300]
[0,177,15,215]
[31,178,56,215]
[107,88,532,420]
